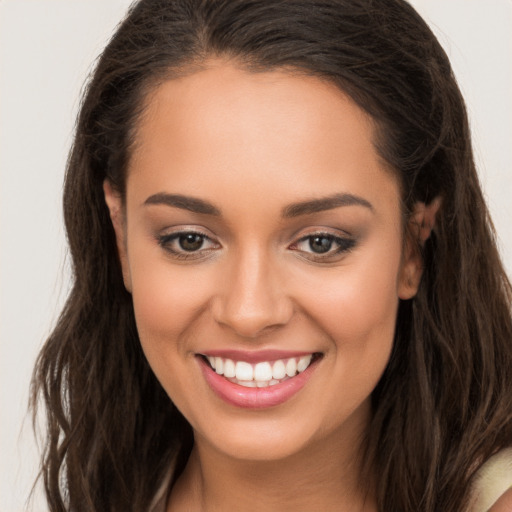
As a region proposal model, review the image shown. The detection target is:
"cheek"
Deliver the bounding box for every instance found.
[294,242,402,428]
[296,236,403,347]
[127,254,216,416]
[127,247,213,358]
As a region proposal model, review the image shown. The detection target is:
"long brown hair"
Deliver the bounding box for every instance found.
[31,1,512,510]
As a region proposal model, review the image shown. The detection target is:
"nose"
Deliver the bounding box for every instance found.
[211,246,294,338]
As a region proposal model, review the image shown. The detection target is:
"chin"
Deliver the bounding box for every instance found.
[202,426,318,462]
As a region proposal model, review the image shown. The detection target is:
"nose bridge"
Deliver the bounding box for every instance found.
[213,242,292,337]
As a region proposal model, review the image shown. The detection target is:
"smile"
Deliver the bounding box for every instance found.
[197,351,322,408]
[205,354,314,387]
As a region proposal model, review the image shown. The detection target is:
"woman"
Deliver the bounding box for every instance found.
[31,0,512,510]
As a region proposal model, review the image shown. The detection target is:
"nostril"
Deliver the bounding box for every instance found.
[209,258,294,337]
[211,296,294,338]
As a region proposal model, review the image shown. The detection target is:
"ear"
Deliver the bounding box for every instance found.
[398,197,442,300]
[103,180,132,292]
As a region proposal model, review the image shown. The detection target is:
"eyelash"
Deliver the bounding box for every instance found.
[290,232,356,261]
[156,230,356,262]
[157,230,219,261]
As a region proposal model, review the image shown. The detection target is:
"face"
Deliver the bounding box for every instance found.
[105,62,423,463]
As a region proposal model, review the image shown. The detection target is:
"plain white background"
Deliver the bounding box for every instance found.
[1,1,511,510]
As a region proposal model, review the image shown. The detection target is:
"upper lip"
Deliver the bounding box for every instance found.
[197,349,318,364]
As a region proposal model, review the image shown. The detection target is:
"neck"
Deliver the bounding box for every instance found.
[167,411,377,512]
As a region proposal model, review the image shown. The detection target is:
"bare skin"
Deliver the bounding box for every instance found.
[104,61,439,512]
[168,404,373,512]
[489,488,512,512]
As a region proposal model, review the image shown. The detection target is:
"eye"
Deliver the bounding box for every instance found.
[306,235,336,254]
[157,230,219,260]
[176,233,206,252]
[291,232,355,261]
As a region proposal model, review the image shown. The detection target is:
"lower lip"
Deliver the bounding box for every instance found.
[198,356,319,409]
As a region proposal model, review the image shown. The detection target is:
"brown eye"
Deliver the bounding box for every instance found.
[291,232,356,262]
[309,235,333,254]
[178,233,205,251]
[157,230,219,260]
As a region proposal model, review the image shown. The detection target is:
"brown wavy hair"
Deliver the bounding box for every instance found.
[31,0,512,510]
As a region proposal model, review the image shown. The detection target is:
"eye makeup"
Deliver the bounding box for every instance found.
[155,225,357,265]
[290,232,356,262]
[156,229,220,261]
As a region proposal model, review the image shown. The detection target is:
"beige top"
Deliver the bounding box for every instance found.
[469,448,512,512]
[149,448,512,512]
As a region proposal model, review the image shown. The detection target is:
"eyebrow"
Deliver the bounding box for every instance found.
[144,193,221,215]
[281,193,374,217]
[144,191,373,217]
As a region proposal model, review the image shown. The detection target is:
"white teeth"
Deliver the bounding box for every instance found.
[272,360,286,380]
[297,355,312,373]
[223,359,236,378]
[206,354,317,385]
[215,357,224,375]
[254,362,273,381]
[235,361,253,381]
[285,358,297,377]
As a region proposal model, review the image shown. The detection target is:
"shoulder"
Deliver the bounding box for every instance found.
[469,448,512,512]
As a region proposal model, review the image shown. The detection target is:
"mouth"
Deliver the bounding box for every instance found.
[202,353,320,387]
[197,351,323,408]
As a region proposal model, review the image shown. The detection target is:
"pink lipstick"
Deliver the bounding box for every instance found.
[197,352,321,409]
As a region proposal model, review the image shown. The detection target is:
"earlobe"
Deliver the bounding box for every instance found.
[398,197,442,300]
[103,180,132,292]
[397,238,422,300]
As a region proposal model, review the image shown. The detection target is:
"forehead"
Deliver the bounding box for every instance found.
[127,62,400,216]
